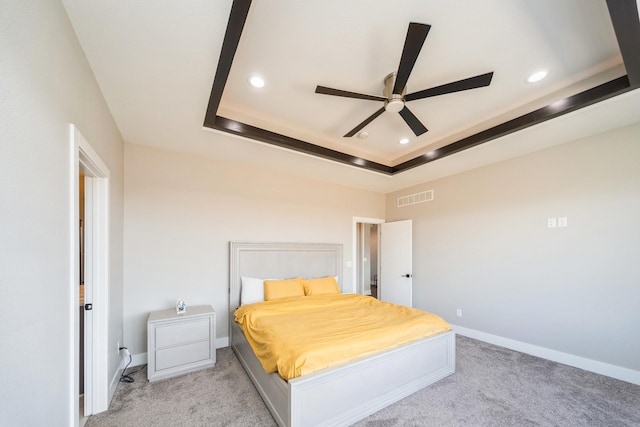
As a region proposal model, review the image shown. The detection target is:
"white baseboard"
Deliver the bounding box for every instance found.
[109,367,120,400]
[130,337,231,368]
[105,352,129,412]
[451,324,640,386]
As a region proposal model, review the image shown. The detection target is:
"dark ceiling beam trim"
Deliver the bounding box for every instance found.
[204,0,635,176]
[393,76,631,173]
[212,116,394,174]
[606,0,640,87]
[202,0,391,174]
[204,0,252,126]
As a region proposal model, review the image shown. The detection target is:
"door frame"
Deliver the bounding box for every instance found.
[352,217,384,295]
[69,124,110,425]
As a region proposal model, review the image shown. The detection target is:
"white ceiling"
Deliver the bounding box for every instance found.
[61,0,640,193]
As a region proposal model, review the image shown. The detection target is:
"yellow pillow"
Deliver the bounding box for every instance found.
[303,276,340,296]
[263,277,304,301]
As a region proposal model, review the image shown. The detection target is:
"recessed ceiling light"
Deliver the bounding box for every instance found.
[399,138,410,145]
[526,70,548,83]
[248,75,265,88]
[357,131,369,139]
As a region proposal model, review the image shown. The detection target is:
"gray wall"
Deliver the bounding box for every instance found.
[386,123,640,374]
[123,144,385,356]
[0,1,124,424]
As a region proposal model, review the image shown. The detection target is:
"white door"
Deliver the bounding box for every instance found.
[380,220,412,307]
[83,177,94,417]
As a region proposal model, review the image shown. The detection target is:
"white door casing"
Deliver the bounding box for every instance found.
[380,220,413,307]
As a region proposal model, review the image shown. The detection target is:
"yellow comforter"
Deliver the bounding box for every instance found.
[234,293,451,380]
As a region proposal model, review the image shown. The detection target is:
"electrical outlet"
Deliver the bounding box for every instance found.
[547,218,557,228]
[456,309,462,318]
[558,217,568,227]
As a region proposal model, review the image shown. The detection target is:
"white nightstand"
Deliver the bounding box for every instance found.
[147,305,216,382]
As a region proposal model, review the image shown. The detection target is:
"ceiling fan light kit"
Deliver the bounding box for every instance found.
[315,22,494,139]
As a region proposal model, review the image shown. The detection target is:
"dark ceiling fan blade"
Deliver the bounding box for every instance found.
[393,23,431,95]
[344,107,386,137]
[398,106,428,136]
[315,85,386,102]
[405,72,494,101]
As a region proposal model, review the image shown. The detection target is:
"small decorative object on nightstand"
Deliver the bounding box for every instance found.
[147,305,215,382]
[176,298,187,314]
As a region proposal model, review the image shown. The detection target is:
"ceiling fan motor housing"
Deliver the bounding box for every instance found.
[384,72,406,113]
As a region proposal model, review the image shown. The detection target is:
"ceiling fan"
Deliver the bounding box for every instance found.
[315,22,494,138]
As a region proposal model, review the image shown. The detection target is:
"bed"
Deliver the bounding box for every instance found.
[229,241,455,427]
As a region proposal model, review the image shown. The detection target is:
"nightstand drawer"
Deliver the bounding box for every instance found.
[155,318,210,348]
[155,340,210,371]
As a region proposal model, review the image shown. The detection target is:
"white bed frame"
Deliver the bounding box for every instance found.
[229,241,455,427]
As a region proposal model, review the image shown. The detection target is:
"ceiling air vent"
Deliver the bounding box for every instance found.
[397,190,434,208]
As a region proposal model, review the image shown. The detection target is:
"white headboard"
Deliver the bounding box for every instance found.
[229,241,343,314]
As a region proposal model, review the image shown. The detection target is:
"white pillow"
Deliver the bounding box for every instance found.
[241,276,265,305]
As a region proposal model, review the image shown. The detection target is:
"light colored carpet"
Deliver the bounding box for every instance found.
[86,336,640,426]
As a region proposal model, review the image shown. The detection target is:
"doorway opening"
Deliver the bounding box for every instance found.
[70,124,111,426]
[353,217,384,298]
